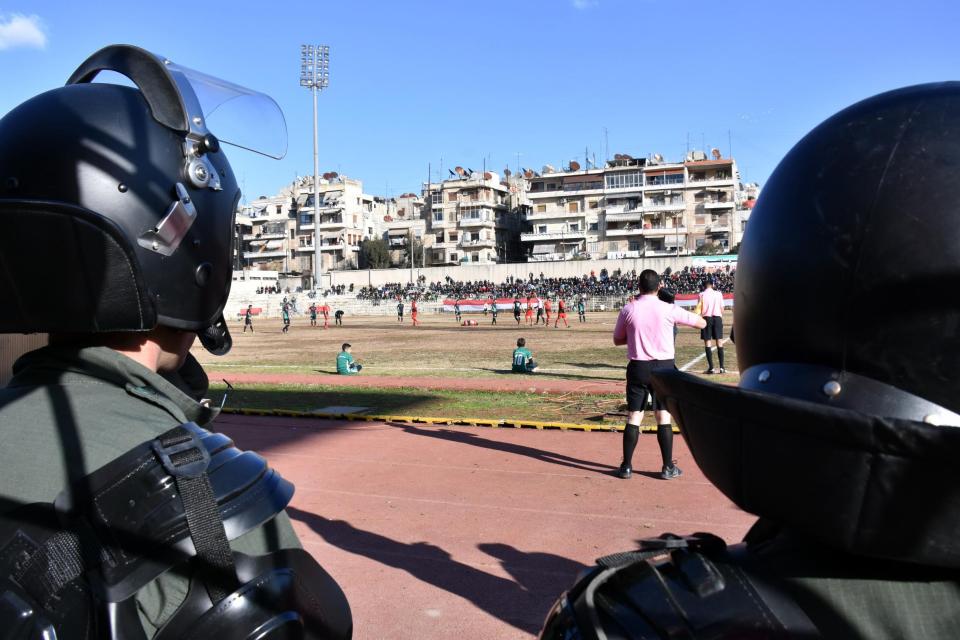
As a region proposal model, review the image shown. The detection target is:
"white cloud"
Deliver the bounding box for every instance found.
[572,0,599,8]
[0,13,47,51]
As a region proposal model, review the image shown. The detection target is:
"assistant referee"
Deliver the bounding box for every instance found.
[613,269,705,479]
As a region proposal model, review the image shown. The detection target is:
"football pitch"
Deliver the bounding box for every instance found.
[195,310,737,426]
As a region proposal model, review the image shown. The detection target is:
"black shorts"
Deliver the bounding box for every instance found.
[701,316,723,341]
[626,359,675,412]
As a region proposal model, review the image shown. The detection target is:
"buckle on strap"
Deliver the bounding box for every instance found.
[151,425,211,479]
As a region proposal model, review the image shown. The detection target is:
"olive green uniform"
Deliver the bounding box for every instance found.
[0,345,301,637]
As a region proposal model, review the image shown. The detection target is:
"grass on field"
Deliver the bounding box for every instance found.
[197,310,738,425]
[210,382,636,427]
[195,310,739,384]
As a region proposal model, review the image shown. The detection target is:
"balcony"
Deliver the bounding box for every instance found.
[706,224,731,234]
[243,250,286,259]
[242,232,285,241]
[459,217,494,227]
[430,219,457,228]
[605,226,687,239]
[460,237,496,248]
[386,219,424,230]
[688,177,735,188]
[643,202,686,213]
[520,230,587,242]
[527,184,603,197]
[605,210,644,223]
[703,200,735,210]
[432,241,458,249]
[525,209,586,221]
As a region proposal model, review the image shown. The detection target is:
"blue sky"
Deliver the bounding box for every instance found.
[1,0,957,202]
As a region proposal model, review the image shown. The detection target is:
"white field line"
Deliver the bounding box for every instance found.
[679,351,708,372]
[209,363,622,374]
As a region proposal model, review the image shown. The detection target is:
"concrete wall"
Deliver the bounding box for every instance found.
[322,256,696,289]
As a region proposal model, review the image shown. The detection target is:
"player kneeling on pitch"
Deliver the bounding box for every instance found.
[512,338,538,373]
[337,343,362,375]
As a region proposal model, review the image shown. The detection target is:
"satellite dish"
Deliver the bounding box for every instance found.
[693,150,707,161]
[523,169,535,179]
[622,154,633,161]
[330,172,339,179]
[504,168,512,177]
[483,172,492,180]
[569,160,581,171]
[711,148,722,159]
[455,166,466,176]
[543,164,555,174]
[322,172,333,180]
[614,153,623,160]
[653,153,664,162]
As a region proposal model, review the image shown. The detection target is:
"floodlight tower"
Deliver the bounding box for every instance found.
[300,44,330,290]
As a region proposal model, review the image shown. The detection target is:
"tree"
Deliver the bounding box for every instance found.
[359,238,391,269]
[402,236,425,267]
[694,241,725,256]
[729,242,741,255]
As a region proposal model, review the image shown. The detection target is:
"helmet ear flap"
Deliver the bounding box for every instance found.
[197,313,232,356]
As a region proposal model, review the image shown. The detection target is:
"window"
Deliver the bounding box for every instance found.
[628,241,642,251]
[430,191,442,205]
[646,173,684,186]
[537,225,547,234]
[695,216,705,226]
[290,229,295,239]
[299,214,313,225]
[275,205,282,214]
[536,204,547,213]
[450,253,458,261]
[568,201,580,213]
[589,222,599,231]
[696,238,706,248]
[589,200,599,209]
[569,224,580,232]
[604,171,643,189]
[449,232,458,242]
[434,211,444,222]
[447,192,458,202]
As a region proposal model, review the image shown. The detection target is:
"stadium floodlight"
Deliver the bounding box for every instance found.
[300,44,330,289]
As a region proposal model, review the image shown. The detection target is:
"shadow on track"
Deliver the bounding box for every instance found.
[287,506,585,635]
[395,423,618,474]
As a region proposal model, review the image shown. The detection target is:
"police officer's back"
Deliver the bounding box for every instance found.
[0,45,351,639]
[540,83,960,638]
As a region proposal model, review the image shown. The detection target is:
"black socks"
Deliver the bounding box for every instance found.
[705,347,714,370]
[657,423,673,467]
[717,347,725,369]
[622,423,639,468]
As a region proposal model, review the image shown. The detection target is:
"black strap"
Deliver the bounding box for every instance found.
[10,529,86,610]
[153,426,237,603]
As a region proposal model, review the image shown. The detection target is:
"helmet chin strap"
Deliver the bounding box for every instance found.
[197,313,232,356]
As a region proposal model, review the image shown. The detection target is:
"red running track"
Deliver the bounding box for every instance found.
[208,371,623,395]
[215,413,755,639]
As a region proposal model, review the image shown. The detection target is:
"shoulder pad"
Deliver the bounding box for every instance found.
[544,533,819,640]
[55,423,293,603]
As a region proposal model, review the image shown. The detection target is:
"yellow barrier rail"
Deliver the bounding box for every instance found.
[219,407,677,433]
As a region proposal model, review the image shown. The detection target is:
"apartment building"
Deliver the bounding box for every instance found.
[522,164,604,261]
[423,169,517,265]
[383,192,428,264]
[237,174,387,287]
[520,151,748,260]
[238,193,296,273]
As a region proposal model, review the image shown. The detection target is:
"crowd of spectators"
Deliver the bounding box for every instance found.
[353,266,735,302]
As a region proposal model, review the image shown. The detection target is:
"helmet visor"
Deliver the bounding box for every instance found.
[167,62,288,160]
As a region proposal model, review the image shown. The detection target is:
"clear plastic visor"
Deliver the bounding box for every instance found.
[167,62,288,160]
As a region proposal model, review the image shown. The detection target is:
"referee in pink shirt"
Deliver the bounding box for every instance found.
[699,277,727,374]
[613,269,705,479]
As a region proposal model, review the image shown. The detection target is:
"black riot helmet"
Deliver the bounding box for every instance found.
[0,45,286,355]
[652,83,960,569]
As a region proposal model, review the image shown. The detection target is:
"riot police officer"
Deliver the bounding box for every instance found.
[540,82,960,638]
[0,45,351,638]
